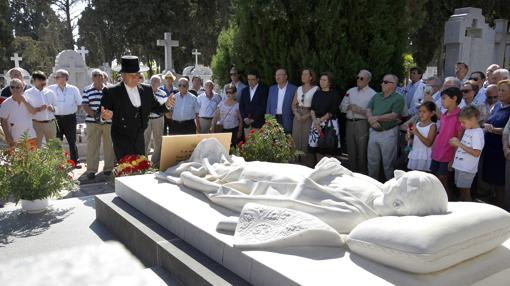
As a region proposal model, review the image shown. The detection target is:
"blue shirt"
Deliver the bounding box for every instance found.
[405,81,419,109]
[172,92,199,121]
[160,85,177,97]
[473,88,487,106]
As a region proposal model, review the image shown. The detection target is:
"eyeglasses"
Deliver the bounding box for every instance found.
[461,89,473,94]
[54,76,63,79]
[10,86,22,90]
[356,76,364,80]
[469,77,480,81]
[93,74,102,77]
[381,81,395,85]
[487,96,498,100]
[226,91,235,94]
[178,84,187,87]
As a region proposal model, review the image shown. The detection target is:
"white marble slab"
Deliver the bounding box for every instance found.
[115,174,510,286]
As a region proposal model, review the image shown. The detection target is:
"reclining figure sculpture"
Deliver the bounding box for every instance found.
[159,138,448,236]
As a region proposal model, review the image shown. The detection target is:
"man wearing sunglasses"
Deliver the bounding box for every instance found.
[340,69,375,174]
[100,56,176,160]
[0,68,32,103]
[167,77,200,135]
[223,66,246,102]
[366,74,405,181]
[469,71,486,106]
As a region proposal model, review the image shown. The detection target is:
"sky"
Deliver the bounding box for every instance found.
[51,0,87,44]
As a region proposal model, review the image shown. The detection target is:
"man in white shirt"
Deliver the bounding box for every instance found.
[456,62,470,82]
[340,69,376,174]
[48,69,83,168]
[197,80,222,133]
[0,79,38,147]
[266,68,297,134]
[25,71,57,147]
[144,75,168,167]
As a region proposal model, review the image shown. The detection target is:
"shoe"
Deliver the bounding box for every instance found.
[103,171,112,176]
[86,172,95,180]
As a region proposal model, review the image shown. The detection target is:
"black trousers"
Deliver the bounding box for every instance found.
[169,120,196,135]
[111,129,145,160]
[163,117,172,135]
[56,114,78,164]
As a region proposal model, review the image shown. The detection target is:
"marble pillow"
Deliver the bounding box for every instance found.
[347,202,510,274]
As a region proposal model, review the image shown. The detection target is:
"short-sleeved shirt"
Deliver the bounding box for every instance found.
[218,101,240,129]
[82,84,111,123]
[367,91,405,131]
[197,92,222,118]
[0,96,36,141]
[431,107,464,163]
[48,84,82,115]
[452,128,484,173]
[24,87,56,121]
[172,92,199,121]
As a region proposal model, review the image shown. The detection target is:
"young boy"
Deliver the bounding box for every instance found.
[449,106,484,201]
[430,87,464,200]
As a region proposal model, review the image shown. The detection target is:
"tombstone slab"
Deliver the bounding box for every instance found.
[49,50,90,93]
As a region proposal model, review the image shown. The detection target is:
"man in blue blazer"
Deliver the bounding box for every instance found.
[239,70,268,132]
[266,68,297,133]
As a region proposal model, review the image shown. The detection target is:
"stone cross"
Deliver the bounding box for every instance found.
[192,49,201,67]
[77,46,89,62]
[10,53,22,67]
[157,32,179,71]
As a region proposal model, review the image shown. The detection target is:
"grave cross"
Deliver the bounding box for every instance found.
[192,49,201,67]
[10,53,22,67]
[157,32,179,72]
[77,46,89,62]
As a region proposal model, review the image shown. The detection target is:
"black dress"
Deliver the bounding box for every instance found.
[309,89,341,154]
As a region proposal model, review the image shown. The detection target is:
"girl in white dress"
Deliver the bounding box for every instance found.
[407,101,438,171]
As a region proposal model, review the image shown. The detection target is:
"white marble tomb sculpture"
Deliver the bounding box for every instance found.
[158,138,448,248]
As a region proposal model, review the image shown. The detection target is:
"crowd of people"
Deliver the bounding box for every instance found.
[1,58,510,211]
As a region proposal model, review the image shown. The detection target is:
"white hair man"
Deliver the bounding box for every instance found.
[82,69,115,179]
[48,69,83,168]
[169,77,200,134]
[340,69,376,174]
[366,74,405,181]
[197,80,222,133]
[0,68,31,101]
[143,74,167,167]
[0,78,39,147]
[485,64,500,87]
[491,68,510,84]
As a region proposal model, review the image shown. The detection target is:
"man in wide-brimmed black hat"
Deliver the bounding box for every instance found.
[100,55,175,160]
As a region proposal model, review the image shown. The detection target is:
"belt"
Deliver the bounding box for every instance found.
[32,119,55,123]
[149,115,162,119]
[347,118,367,122]
[173,119,194,124]
[200,117,213,120]
[55,114,75,118]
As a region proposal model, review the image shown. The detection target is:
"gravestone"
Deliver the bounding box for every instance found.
[444,7,510,77]
[157,32,179,72]
[48,50,90,93]
[182,65,213,83]
[4,52,31,85]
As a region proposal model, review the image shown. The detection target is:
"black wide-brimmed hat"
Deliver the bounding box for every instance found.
[120,56,141,73]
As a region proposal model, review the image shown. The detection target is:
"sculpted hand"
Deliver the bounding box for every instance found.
[101,106,113,120]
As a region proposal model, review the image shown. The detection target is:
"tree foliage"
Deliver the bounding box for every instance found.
[212,0,410,92]
[4,0,67,74]
[0,0,13,69]
[77,0,231,71]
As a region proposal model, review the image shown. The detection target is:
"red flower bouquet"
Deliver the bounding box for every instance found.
[114,154,152,177]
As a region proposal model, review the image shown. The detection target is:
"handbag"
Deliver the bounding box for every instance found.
[213,103,235,133]
[317,120,338,150]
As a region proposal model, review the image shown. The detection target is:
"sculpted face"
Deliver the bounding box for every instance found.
[374,170,448,216]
